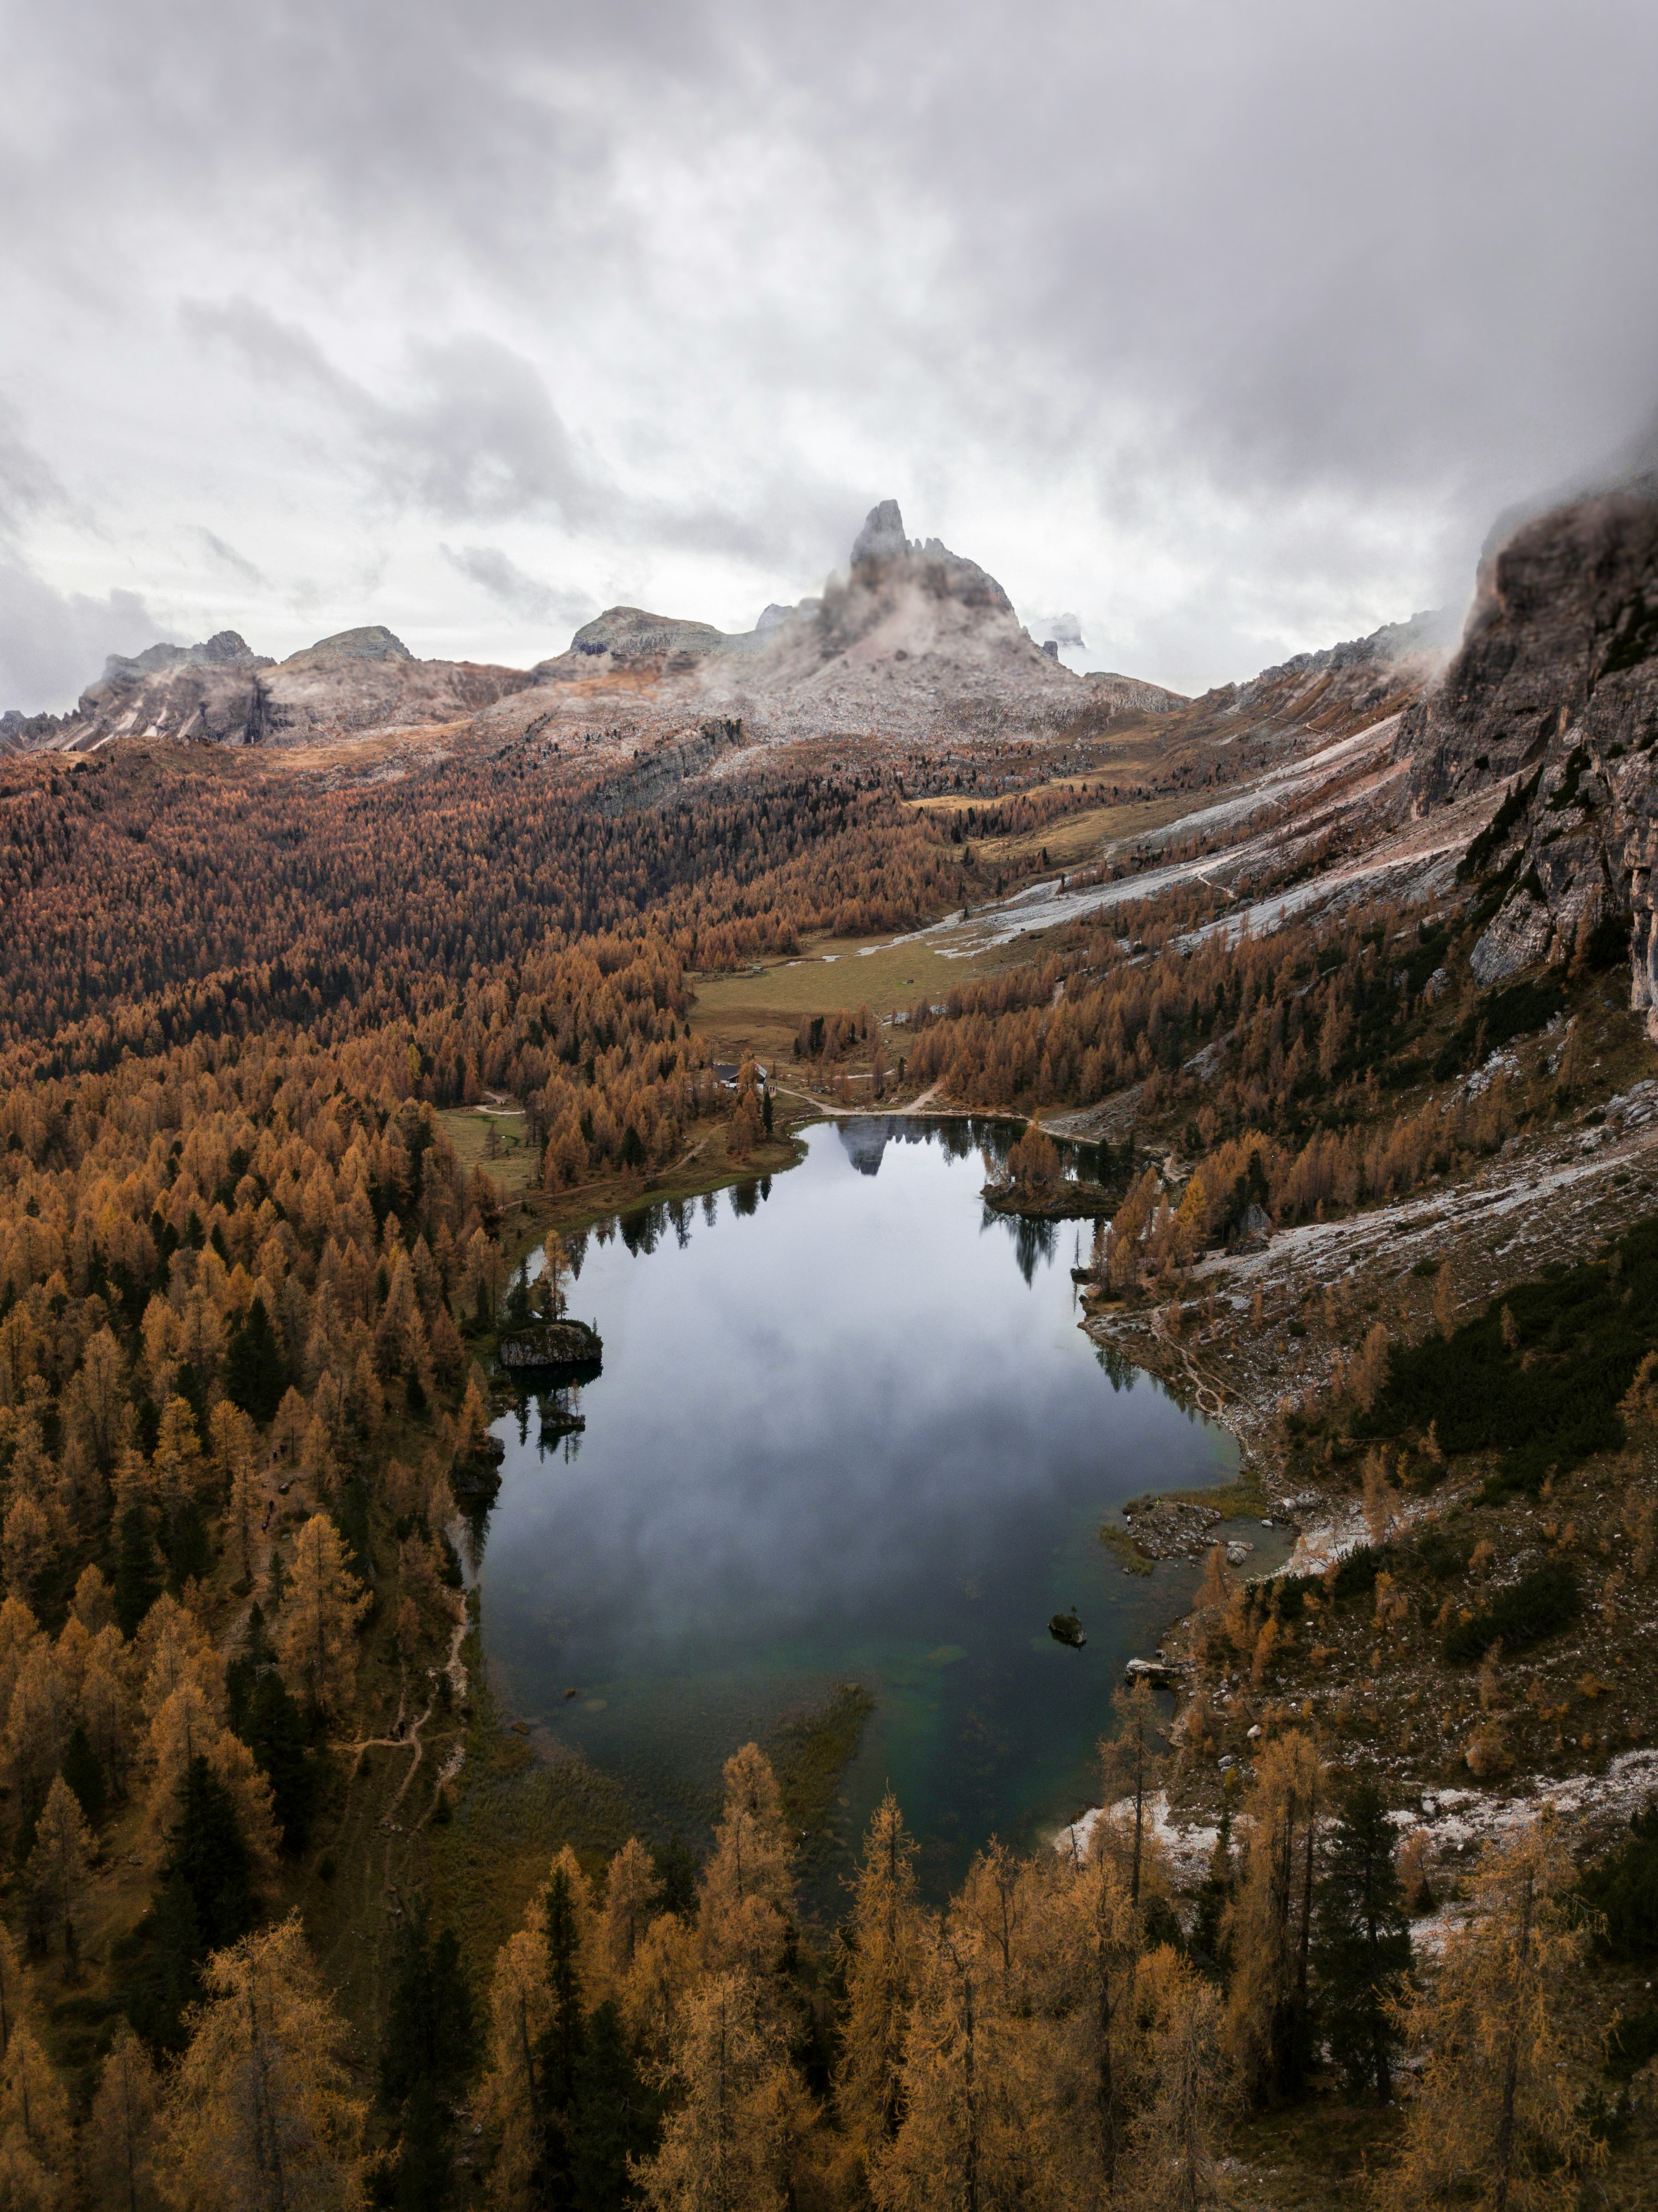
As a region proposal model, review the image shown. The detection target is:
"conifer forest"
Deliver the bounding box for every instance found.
[8,4,1658,2205]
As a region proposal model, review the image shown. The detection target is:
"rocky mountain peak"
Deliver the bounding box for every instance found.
[284,624,412,666]
[100,629,273,684]
[850,499,911,566]
[558,607,729,670]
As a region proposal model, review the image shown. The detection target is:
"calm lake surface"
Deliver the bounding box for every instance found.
[479,1119,1240,1899]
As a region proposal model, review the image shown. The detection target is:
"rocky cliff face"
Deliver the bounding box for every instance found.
[0,630,275,751]
[502,501,1097,747]
[1396,485,1658,1025]
[2,623,533,754]
[2,501,1175,758]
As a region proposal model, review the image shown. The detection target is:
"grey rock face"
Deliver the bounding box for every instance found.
[101,629,272,682]
[1083,670,1187,717]
[540,607,730,679]
[6,621,530,752]
[501,500,1072,745]
[850,499,911,565]
[279,624,412,665]
[1396,487,1658,1022]
[2,498,1155,757]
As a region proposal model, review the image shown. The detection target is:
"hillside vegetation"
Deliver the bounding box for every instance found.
[4,484,1658,2205]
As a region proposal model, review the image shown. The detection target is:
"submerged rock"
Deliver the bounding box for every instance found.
[1048,1609,1087,1648]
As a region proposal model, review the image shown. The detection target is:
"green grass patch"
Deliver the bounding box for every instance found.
[436,1103,540,1195]
[1155,1463,1267,1522]
[1099,1524,1155,1575]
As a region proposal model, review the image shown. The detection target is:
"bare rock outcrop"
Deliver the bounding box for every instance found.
[257,625,532,739]
[1395,484,1658,1018]
[490,500,1099,749]
[536,607,735,681]
[1082,669,1189,719]
[6,622,533,753]
[1080,609,1447,768]
[3,500,1178,759]
[1,629,277,751]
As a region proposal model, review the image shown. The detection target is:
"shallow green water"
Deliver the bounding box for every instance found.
[479,1118,1239,1898]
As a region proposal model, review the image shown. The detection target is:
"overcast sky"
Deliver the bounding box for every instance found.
[4,0,1657,711]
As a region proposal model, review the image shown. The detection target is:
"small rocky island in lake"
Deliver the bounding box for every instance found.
[498,1320,604,1377]
[1048,1608,1087,1648]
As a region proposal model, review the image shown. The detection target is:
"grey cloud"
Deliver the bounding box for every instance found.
[0,405,61,536]
[384,337,596,523]
[8,0,1658,690]
[440,543,591,630]
[183,296,863,572]
[0,561,170,714]
[177,297,356,402]
[194,528,265,587]
[184,302,601,525]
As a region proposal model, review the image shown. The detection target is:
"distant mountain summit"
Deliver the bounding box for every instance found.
[1,622,531,754]
[1,501,1184,756]
[850,499,910,565]
[508,500,1183,746]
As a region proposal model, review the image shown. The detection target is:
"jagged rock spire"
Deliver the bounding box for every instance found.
[850,499,909,565]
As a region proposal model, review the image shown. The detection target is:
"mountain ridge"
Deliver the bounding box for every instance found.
[1,503,1190,757]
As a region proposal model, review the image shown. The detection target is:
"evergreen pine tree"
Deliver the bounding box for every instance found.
[381,1900,478,2108]
[571,2000,658,2212]
[392,2088,455,2212]
[114,1504,162,1638]
[61,1722,107,1829]
[242,1667,318,1853]
[224,1295,285,1424]
[168,1753,255,1957]
[1190,1796,1235,1982]
[381,1902,478,2212]
[653,1832,700,1920]
[538,1861,587,2201]
[163,1497,212,1591]
[226,1601,270,1733]
[1312,1779,1412,2102]
[130,1868,204,2050]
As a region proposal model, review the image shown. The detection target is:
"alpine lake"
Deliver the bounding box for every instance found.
[475,1118,1280,1907]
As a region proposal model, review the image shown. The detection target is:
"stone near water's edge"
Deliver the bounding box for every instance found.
[497,1319,604,1371]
